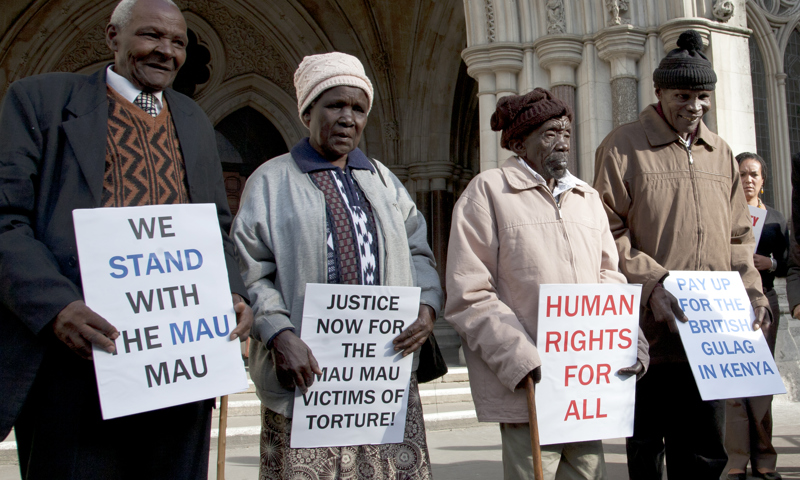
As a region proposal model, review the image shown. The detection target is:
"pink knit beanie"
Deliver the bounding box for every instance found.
[293,52,374,122]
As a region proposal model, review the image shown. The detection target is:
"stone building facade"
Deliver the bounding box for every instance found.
[3,0,800,397]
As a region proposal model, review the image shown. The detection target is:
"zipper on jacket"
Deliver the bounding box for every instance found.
[544,187,579,283]
[681,137,703,267]
[679,136,693,165]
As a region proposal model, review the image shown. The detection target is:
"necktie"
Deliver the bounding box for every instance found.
[134,92,158,117]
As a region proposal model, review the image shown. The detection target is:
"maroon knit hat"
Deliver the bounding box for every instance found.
[490,88,573,150]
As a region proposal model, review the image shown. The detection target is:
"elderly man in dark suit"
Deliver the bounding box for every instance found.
[0,0,253,478]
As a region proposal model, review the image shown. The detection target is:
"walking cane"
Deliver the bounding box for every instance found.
[216,395,229,480]
[525,376,544,480]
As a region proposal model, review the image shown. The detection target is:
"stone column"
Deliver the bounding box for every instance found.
[408,162,455,285]
[595,26,647,127]
[408,161,459,355]
[462,43,524,171]
[773,73,791,215]
[533,35,583,175]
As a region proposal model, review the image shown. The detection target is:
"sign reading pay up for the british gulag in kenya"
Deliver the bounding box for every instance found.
[73,204,248,420]
[535,284,641,445]
[663,271,785,400]
[291,283,420,448]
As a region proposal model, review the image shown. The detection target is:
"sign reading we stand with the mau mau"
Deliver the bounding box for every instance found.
[535,284,641,446]
[291,283,420,448]
[73,204,248,420]
[663,271,785,400]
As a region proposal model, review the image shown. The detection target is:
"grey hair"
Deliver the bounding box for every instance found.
[110,0,179,29]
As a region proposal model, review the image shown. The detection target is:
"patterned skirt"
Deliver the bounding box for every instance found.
[259,375,432,480]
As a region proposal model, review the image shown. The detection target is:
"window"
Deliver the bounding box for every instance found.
[785,29,800,203]
[750,36,774,207]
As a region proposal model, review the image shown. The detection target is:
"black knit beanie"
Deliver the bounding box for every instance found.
[653,30,717,91]
[490,88,572,150]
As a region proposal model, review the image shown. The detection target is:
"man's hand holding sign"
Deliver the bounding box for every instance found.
[72,204,251,419]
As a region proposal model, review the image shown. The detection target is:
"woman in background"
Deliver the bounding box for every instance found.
[231,52,442,480]
[726,152,788,480]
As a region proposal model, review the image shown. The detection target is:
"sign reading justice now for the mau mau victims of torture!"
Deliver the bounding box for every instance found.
[663,271,785,400]
[536,284,641,446]
[73,204,248,420]
[291,283,420,448]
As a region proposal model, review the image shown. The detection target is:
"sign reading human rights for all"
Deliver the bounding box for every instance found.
[535,284,641,445]
[73,204,248,419]
[663,271,785,400]
[291,283,420,448]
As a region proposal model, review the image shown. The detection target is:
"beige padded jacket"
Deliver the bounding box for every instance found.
[445,157,648,423]
[593,105,768,364]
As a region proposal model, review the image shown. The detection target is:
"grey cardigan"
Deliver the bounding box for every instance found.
[231,153,443,417]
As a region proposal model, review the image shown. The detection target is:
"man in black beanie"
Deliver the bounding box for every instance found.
[593,30,771,480]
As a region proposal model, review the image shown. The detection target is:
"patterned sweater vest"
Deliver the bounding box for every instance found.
[102,87,190,207]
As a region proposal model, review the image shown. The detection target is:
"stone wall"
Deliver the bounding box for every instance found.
[774,277,800,402]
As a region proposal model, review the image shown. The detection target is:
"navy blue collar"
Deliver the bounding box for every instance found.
[291,138,375,174]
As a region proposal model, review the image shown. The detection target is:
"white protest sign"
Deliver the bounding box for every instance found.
[291,283,420,448]
[663,271,785,400]
[535,284,641,445]
[73,204,248,419]
[749,205,767,249]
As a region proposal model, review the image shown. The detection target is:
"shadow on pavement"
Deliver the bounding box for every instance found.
[225,455,259,466]
[434,444,501,452]
[431,460,502,479]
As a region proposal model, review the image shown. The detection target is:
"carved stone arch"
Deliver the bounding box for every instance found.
[181,11,226,99]
[202,0,334,67]
[747,4,785,74]
[781,14,800,50]
[0,0,117,92]
[198,74,305,149]
[463,0,490,45]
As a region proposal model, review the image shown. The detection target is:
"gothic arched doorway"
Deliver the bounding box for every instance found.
[215,106,289,215]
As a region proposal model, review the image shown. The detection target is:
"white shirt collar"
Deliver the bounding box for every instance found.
[517,157,587,199]
[106,65,164,114]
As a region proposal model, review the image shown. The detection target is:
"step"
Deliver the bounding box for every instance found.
[423,400,480,431]
[419,386,473,405]
[1,373,479,464]
[0,441,17,466]
[425,366,469,384]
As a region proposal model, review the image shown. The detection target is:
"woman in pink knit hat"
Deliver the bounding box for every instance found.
[231,52,443,479]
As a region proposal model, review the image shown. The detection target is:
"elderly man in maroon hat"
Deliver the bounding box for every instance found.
[445,88,649,480]
[594,30,771,480]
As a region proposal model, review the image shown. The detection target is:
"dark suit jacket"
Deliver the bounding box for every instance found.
[0,68,248,439]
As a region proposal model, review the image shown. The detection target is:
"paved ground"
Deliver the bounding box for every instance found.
[2,400,799,480]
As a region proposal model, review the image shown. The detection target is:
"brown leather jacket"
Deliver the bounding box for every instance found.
[593,105,768,364]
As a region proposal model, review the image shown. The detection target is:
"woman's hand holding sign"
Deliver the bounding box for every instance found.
[272,330,322,394]
[392,304,435,357]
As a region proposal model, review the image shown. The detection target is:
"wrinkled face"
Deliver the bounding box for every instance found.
[106,0,188,93]
[303,86,369,163]
[510,116,571,182]
[656,88,712,138]
[739,158,764,203]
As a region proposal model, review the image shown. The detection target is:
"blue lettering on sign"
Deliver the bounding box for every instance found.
[169,315,230,345]
[108,249,203,278]
[687,318,750,334]
[718,361,775,378]
[700,340,755,355]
